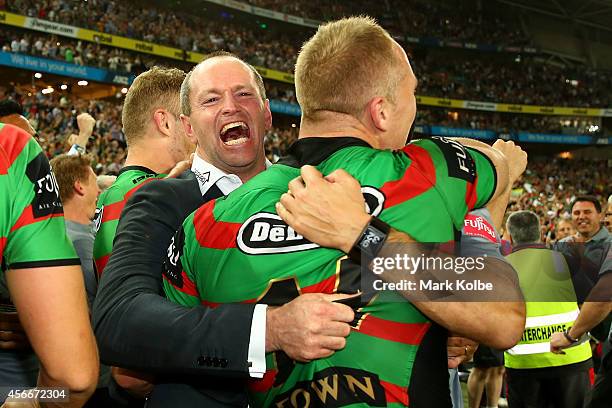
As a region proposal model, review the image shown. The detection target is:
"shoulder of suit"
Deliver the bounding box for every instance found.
[134,170,197,197]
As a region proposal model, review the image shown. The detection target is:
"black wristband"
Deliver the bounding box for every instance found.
[348,217,391,264]
[563,330,579,344]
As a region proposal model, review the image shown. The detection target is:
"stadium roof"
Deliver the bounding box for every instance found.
[497,0,612,34]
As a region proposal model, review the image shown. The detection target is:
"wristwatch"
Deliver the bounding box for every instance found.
[348,217,390,264]
[563,329,580,344]
[70,143,86,155]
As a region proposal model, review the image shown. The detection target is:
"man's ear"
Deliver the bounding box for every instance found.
[73,179,85,197]
[367,97,388,132]
[263,99,273,130]
[153,109,172,137]
[180,114,198,146]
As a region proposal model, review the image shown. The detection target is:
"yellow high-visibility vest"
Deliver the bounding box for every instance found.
[505,246,591,369]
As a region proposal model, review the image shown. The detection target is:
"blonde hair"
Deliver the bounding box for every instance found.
[121,66,186,145]
[50,154,93,202]
[295,16,405,120]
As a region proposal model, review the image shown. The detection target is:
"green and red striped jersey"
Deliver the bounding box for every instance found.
[164,137,497,407]
[0,123,78,270]
[93,166,163,275]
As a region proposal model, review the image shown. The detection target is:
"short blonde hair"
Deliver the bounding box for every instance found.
[295,16,405,120]
[121,66,186,145]
[50,154,93,202]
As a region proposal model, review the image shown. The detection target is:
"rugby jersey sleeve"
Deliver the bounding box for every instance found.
[0,124,78,269]
[162,215,201,307]
[401,137,497,229]
[460,208,505,261]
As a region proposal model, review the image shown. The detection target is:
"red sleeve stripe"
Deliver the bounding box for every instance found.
[0,236,6,263]
[380,379,410,406]
[247,368,278,393]
[381,145,435,209]
[179,270,198,297]
[95,254,110,277]
[0,125,31,175]
[163,270,199,298]
[101,178,158,223]
[193,201,242,249]
[201,299,220,308]
[465,174,478,211]
[10,205,64,233]
[356,314,431,346]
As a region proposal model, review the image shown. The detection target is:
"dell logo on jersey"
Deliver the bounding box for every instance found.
[251,222,304,242]
[237,213,319,255]
[237,188,385,255]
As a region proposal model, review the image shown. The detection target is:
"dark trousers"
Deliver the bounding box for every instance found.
[507,368,591,408]
[589,351,612,408]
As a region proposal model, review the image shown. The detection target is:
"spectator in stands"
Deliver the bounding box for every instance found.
[556,218,576,241]
[0,99,36,135]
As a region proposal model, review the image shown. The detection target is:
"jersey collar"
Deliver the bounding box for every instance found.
[117,165,157,177]
[278,137,372,168]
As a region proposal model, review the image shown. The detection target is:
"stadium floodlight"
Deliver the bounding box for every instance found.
[77,80,88,86]
[121,87,128,94]
[34,72,42,79]
[60,84,68,90]
[41,88,54,94]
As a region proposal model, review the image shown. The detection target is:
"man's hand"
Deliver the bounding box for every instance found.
[1,396,40,408]
[75,113,96,147]
[277,165,370,253]
[0,310,31,350]
[492,140,527,185]
[266,293,355,362]
[112,367,155,399]
[550,331,572,354]
[447,335,478,369]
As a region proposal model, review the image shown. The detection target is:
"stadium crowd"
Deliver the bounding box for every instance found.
[5,0,300,72]
[415,53,612,107]
[6,0,530,47]
[416,109,602,135]
[508,158,610,240]
[4,88,606,238]
[2,22,611,109]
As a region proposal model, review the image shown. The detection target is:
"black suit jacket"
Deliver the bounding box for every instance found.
[92,170,255,406]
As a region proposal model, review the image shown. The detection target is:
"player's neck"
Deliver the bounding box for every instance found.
[63,200,92,225]
[124,143,175,175]
[298,113,380,148]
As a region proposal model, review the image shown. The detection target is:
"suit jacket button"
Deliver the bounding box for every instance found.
[213,357,220,367]
[197,356,206,366]
[220,358,228,367]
